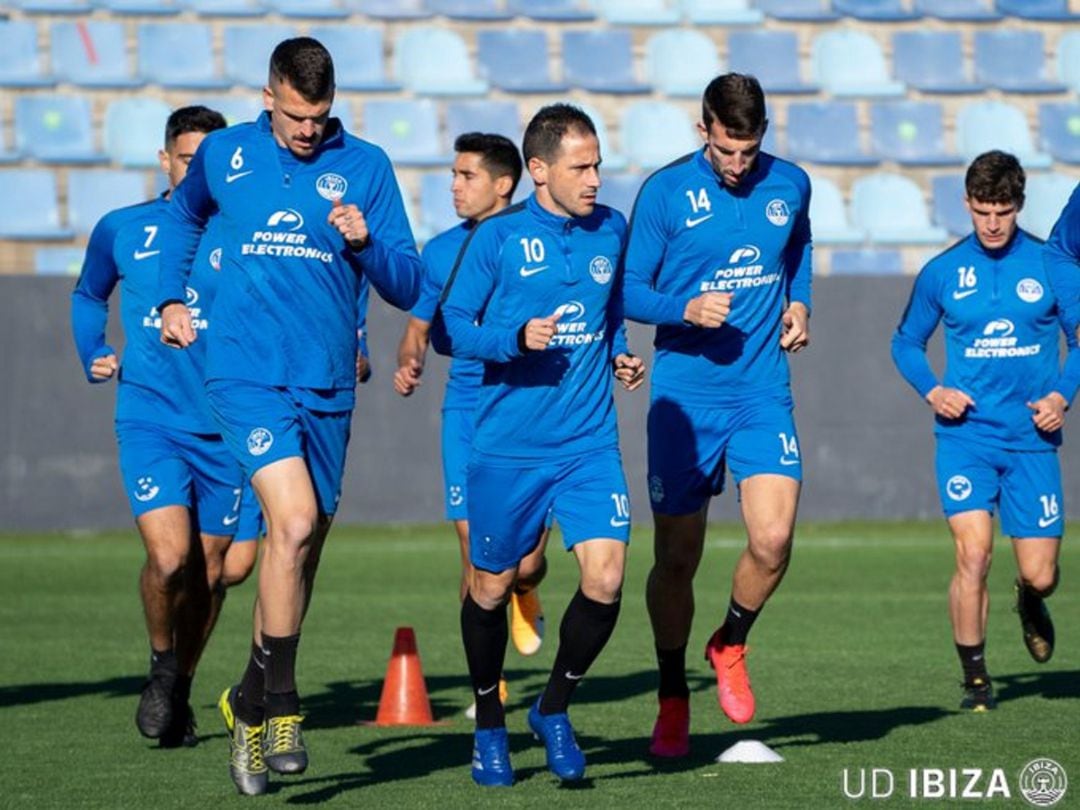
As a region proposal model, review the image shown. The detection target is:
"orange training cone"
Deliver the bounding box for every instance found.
[369,627,437,726]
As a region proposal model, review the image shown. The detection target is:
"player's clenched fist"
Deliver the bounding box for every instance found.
[520,310,563,351]
[394,357,423,396]
[328,198,369,251]
[90,353,119,381]
[160,302,196,348]
[926,385,975,420]
[683,291,732,328]
[613,353,646,391]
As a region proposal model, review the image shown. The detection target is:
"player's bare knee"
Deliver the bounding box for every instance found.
[1019,565,1057,595]
[269,512,318,552]
[748,525,793,572]
[581,566,624,604]
[146,545,187,583]
[955,545,992,581]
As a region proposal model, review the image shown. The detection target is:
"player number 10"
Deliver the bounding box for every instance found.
[520,237,545,263]
[610,493,630,518]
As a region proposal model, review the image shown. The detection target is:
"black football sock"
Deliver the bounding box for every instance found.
[262,633,301,717]
[539,589,621,715]
[461,592,509,730]
[656,644,690,700]
[235,641,266,725]
[956,641,989,685]
[174,674,192,707]
[720,598,760,646]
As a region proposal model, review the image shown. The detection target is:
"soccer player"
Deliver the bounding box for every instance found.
[71,105,254,748]
[393,134,548,680]
[1045,182,1080,337]
[622,73,812,757]
[892,151,1080,711]
[442,103,645,787]
[158,38,421,795]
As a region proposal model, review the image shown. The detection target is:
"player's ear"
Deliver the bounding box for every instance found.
[696,120,708,143]
[262,85,274,112]
[527,156,547,186]
[493,173,513,200]
[158,148,170,177]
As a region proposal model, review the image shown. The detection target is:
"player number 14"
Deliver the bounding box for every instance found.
[686,188,711,213]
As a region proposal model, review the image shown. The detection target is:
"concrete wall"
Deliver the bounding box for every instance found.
[3,276,1077,531]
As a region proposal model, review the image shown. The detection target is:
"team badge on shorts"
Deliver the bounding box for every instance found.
[449,485,464,507]
[649,474,665,504]
[765,199,790,226]
[133,476,160,503]
[1016,278,1044,303]
[946,475,973,501]
[316,173,348,201]
[247,428,274,456]
[209,247,222,271]
[589,255,613,284]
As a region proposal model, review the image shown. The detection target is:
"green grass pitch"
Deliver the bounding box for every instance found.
[1,522,1076,808]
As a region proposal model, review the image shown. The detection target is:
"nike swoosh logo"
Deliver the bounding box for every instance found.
[477,684,498,696]
[133,250,160,260]
[1038,515,1061,529]
[953,289,978,300]
[610,517,630,527]
[685,213,714,228]
[223,514,239,526]
[565,671,585,681]
[225,170,253,184]
[780,457,800,466]
[519,265,549,277]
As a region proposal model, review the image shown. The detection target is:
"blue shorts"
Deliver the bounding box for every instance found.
[467,447,631,573]
[206,381,352,517]
[647,395,802,515]
[233,482,263,543]
[935,435,1063,538]
[442,407,474,521]
[116,420,244,535]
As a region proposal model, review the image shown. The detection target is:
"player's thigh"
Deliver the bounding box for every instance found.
[135,505,193,571]
[552,448,632,550]
[946,510,995,569]
[442,407,473,522]
[182,433,246,537]
[116,421,194,518]
[467,459,554,573]
[738,474,800,551]
[1000,450,1064,540]
[935,435,1001,519]
[647,396,727,516]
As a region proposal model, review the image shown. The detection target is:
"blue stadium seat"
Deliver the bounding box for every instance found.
[620,101,698,170]
[1039,103,1080,164]
[418,171,459,241]
[0,21,52,87]
[105,98,172,168]
[786,102,879,166]
[190,95,263,127]
[850,173,947,244]
[349,0,431,18]
[0,118,20,163]
[831,0,921,20]
[974,31,1065,94]
[52,22,140,88]
[830,249,904,275]
[476,30,568,94]
[332,100,356,133]
[507,0,594,19]
[892,32,983,95]
[995,0,1078,20]
[755,0,838,21]
[593,0,680,25]
[956,101,1052,169]
[182,0,266,15]
[265,0,349,16]
[310,26,398,92]
[223,25,297,88]
[931,174,970,236]
[727,30,816,95]
[99,0,181,13]
[870,102,962,167]
[14,0,92,11]
[1020,174,1077,240]
[15,96,103,163]
[1057,31,1080,94]
[812,30,904,97]
[362,100,447,166]
[563,30,650,94]
[0,170,73,239]
[427,0,514,19]
[68,170,148,235]
[597,173,643,218]
[808,175,865,245]
[445,101,520,143]
[644,30,721,98]
[679,0,763,24]
[138,24,227,89]
[395,27,488,96]
[913,0,1000,19]
[35,247,86,276]
[580,102,628,171]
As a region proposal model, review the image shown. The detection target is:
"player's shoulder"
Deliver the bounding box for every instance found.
[424,221,472,260]
[921,234,974,276]
[473,199,530,240]
[200,120,258,154]
[336,127,395,170]
[96,196,165,235]
[760,153,810,198]
[584,203,627,236]
[638,151,701,196]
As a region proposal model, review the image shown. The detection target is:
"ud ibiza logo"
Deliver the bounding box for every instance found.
[1017,278,1045,303]
[589,255,613,284]
[315,173,348,201]
[766,199,790,226]
[1019,759,1068,807]
[946,475,973,502]
[133,476,160,503]
[728,245,762,265]
[246,428,273,457]
[266,209,305,231]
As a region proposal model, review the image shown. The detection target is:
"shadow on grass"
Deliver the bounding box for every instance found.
[0,675,142,708]
[994,669,1080,703]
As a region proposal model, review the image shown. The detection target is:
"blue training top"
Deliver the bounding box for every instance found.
[439,194,630,461]
[622,149,812,408]
[892,229,1080,450]
[1044,181,1080,329]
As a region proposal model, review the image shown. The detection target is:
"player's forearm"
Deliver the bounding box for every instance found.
[70,293,112,380]
[891,332,938,399]
[623,279,687,326]
[443,309,519,362]
[1054,343,1080,406]
[353,240,422,311]
[397,319,430,368]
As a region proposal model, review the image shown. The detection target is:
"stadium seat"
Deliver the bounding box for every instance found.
[1019,174,1077,240]
[138,23,227,89]
[0,21,52,87]
[418,171,459,241]
[727,30,816,95]
[785,102,879,166]
[349,0,431,17]
[593,0,680,25]
[99,0,181,13]
[931,174,970,236]
[812,30,904,97]
[597,172,643,218]
[0,118,20,163]
[830,248,904,275]
[850,173,947,244]
[679,0,763,24]
[310,26,398,92]
[620,101,698,170]
[190,95,263,126]
[68,170,148,235]
[1057,32,1080,94]
[892,31,984,95]
[1039,103,1080,164]
[14,0,92,11]
[397,178,423,242]
[831,0,921,20]
[956,101,1052,169]
[445,101,521,143]
[476,30,568,94]
[223,25,297,87]
[973,31,1066,94]
[563,30,650,94]
[35,246,86,276]
[182,0,266,15]
[995,0,1077,20]
[644,30,721,98]
[52,22,140,88]
[331,100,356,133]
[362,100,447,166]
[427,0,514,19]
[807,175,864,245]
[506,0,594,19]
[0,170,74,239]
[265,0,349,16]
[394,28,488,96]
[580,102,628,171]
[870,102,962,166]
[15,96,103,163]
[913,0,1000,19]
[755,0,838,21]
[104,98,172,168]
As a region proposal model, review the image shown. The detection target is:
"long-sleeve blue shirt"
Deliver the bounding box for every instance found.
[1044,181,1080,329]
[158,112,420,410]
[622,149,813,408]
[440,194,629,460]
[892,229,1080,450]
[72,196,224,434]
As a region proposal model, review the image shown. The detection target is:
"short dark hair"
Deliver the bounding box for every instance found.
[522,103,597,164]
[165,105,227,147]
[454,132,523,197]
[702,73,767,139]
[965,150,1025,208]
[269,37,335,102]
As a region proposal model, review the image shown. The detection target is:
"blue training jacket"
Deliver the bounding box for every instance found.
[1044,181,1080,329]
[892,229,1080,450]
[439,194,630,460]
[622,149,813,408]
[158,112,420,410]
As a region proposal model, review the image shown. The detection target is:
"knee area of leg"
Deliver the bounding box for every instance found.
[583,571,624,603]
[1021,567,1059,597]
[272,513,319,547]
[956,548,992,577]
[147,549,187,580]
